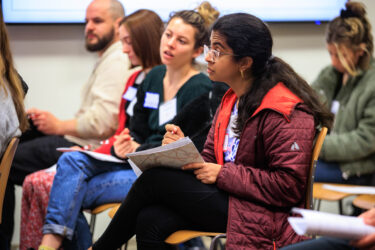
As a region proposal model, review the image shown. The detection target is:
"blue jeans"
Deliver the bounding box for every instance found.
[43,152,137,250]
[314,160,343,183]
[315,160,373,185]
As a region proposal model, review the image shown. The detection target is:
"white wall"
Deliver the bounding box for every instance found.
[6,0,375,247]
[8,25,97,119]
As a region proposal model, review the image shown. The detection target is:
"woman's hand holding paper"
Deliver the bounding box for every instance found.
[182,162,222,184]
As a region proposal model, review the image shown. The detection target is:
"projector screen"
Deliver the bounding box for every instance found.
[3,0,347,24]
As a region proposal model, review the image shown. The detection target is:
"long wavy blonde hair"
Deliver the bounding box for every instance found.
[326,1,373,76]
[0,6,28,132]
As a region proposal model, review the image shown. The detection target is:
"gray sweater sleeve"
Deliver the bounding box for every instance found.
[0,83,21,157]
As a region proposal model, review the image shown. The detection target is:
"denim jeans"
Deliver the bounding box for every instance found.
[43,151,137,250]
[315,159,373,185]
[314,160,343,183]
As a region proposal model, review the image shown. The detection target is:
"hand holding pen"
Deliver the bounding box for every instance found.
[113,128,139,158]
[27,108,62,135]
[162,124,185,146]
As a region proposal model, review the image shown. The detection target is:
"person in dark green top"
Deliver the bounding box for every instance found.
[111,2,219,157]
[313,1,375,185]
[127,64,212,151]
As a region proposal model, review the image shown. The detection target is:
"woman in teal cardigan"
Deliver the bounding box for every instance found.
[313,1,375,185]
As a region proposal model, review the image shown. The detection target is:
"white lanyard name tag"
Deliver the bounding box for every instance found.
[144,92,159,109]
[126,97,137,117]
[223,134,229,152]
[123,86,137,101]
[331,100,340,114]
[159,98,177,126]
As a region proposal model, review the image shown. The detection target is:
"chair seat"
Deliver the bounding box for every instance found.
[108,204,121,218]
[86,203,121,237]
[165,230,224,245]
[90,203,120,214]
[353,194,375,210]
[0,138,19,223]
[313,183,355,201]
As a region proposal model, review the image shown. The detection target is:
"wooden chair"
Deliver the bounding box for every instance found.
[305,127,328,210]
[163,127,328,249]
[0,138,19,224]
[313,183,357,214]
[87,203,120,237]
[108,204,120,219]
[352,194,375,210]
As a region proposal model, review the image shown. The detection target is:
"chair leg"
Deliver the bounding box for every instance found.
[90,214,96,238]
[217,239,225,250]
[210,234,226,250]
[339,200,343,215]
[316,199,321,211]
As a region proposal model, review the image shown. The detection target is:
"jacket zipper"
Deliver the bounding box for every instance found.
[217,122,221,162]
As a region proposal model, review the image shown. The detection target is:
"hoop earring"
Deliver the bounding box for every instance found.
[240,70,245,80]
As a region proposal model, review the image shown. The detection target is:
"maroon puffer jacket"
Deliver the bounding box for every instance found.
[201,83,314,249]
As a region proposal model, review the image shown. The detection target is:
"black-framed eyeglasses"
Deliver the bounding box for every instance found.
[204,44,237,62]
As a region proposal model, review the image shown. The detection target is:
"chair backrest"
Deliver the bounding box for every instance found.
[305,127,328,209]
[0,138,19,224]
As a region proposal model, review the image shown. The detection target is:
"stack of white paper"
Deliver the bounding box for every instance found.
[288,208,375,239]
[56,147,125,163]
[323,184,375,195]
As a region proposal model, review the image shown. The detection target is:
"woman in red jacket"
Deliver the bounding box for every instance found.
[91,13,333,250]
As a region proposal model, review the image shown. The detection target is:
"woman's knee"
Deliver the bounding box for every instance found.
[136,168,189,188]
[57,152,88,174]
[132,168,164,192]
[138,167,165,181]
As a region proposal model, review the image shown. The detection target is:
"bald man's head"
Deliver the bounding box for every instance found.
[108,0,125,20]
[88,0,125,20]
[85,0,124,54]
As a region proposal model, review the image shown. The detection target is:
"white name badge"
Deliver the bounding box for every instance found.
[223,134,229,152]
[126,97,137,117]
[331,100,340,114]
[144,92,159,109]
[159,98,177,126]
[123,86,137,101]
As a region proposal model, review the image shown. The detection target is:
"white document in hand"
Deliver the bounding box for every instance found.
[56,147,125,164]
[126,137,203,174]
[288,208,375,239]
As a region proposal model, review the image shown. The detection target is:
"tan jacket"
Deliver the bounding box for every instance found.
[65,41,137,148]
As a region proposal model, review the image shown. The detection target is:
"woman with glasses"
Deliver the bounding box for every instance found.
[91,13,333,250]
